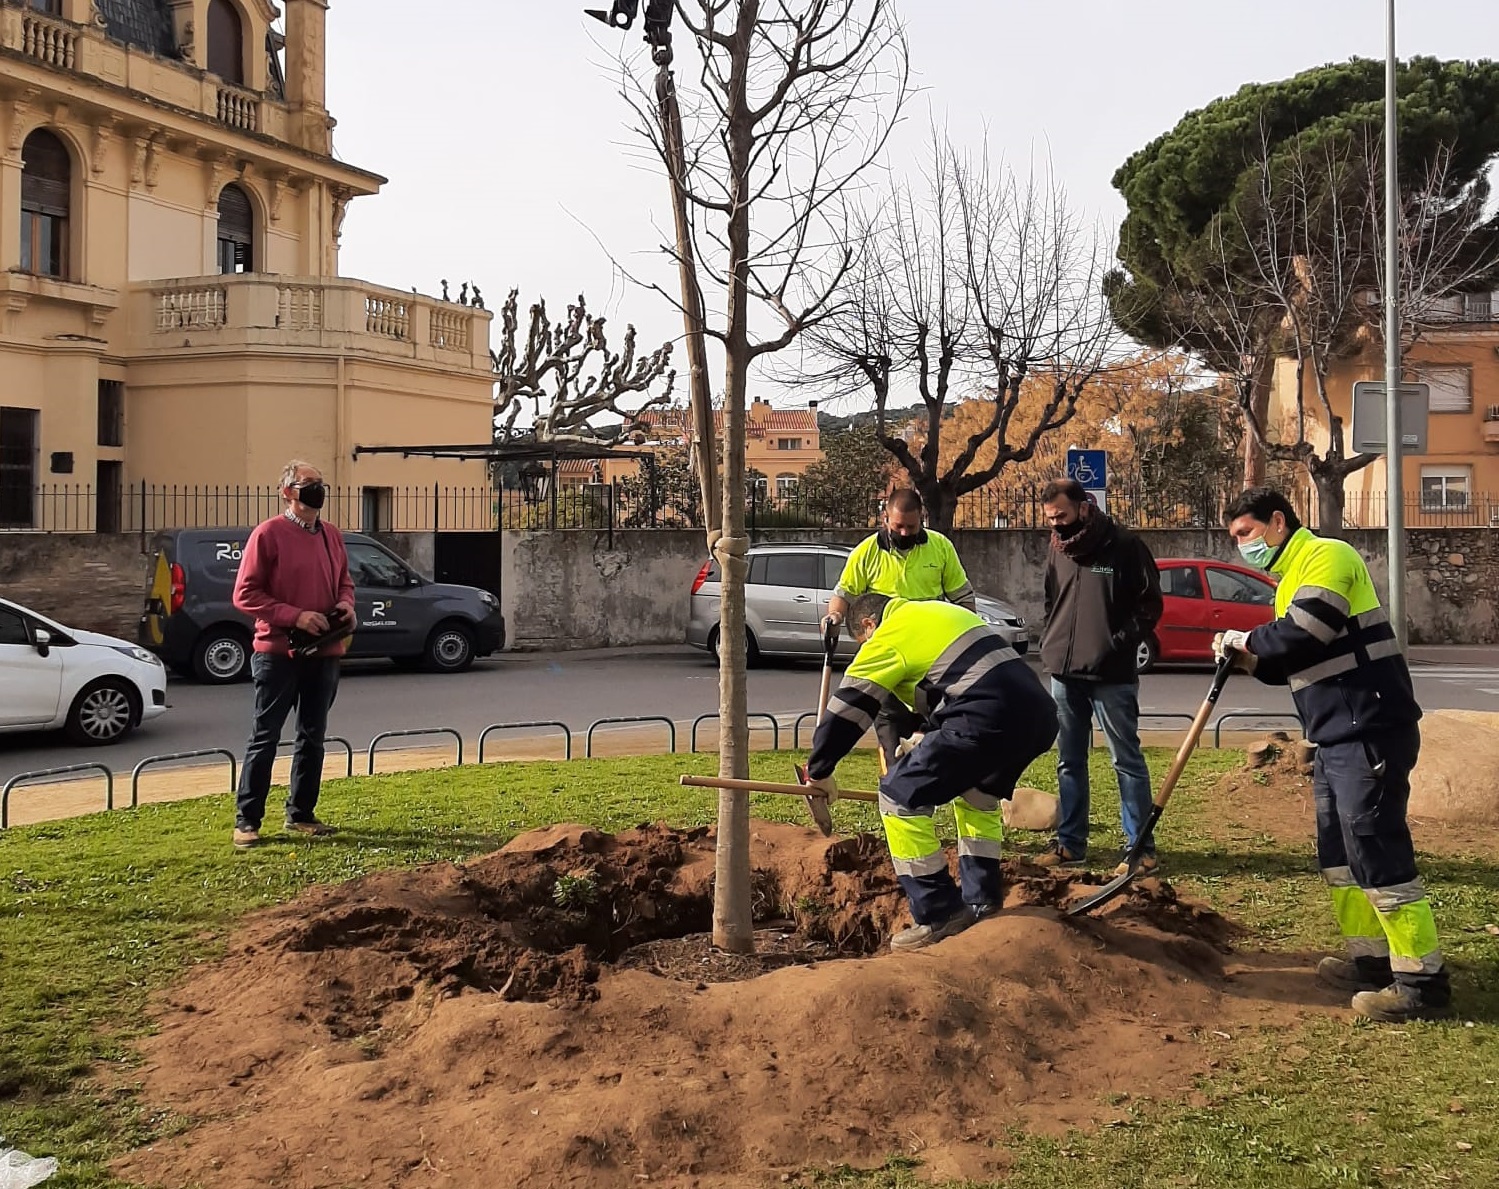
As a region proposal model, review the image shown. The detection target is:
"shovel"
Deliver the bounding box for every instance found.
[790,617,844,835]
[1067,652,1235,918]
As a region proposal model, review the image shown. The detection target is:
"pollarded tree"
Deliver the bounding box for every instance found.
[491,290,676,444]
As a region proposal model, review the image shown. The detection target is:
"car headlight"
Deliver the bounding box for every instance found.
[113,645,160,665]
[478,591,499,609]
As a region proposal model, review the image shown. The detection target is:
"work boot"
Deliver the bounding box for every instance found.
[1351,982,1454,1023]
[1316,956,1392,994]
[968,902,1001,921]
[890,905,976,952]
[1033,844,1084,870]
[1112,854,1160,878]
[232,827,261,850]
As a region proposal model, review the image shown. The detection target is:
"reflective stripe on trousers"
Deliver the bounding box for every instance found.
[879,789,1002,925]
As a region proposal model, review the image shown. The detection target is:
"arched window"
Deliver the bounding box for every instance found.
[216,184,254,274]
[207,0,245,84]
[21,129,70,279]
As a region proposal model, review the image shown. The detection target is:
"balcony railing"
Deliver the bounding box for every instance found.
[155,285,227,331]
[130,275,492,371]
[20,10,76,68]
[215,84,261,133]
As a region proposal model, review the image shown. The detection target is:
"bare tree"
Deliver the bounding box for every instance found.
[491,290,676,444]
[623,0,908,952]
[803,136,1119,530]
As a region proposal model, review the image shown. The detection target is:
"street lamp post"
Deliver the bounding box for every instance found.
[1384,0,1407,650]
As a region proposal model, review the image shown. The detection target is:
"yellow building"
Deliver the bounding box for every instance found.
[0,0,494,533]
[568,397,824,492]
[1267,294,1499,527]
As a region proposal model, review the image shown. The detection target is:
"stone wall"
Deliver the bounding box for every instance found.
[4,525,1496,648]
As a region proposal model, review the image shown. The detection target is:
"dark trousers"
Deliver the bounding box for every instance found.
[1314,724,1449,1003]
[881,667,1059,923]
[235,652,341,830]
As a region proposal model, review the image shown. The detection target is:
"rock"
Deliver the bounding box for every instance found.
[1447,554,1465,566]
[1408,710,1499,825]
[1245,740,1281,769]
[1003,787,1060,832]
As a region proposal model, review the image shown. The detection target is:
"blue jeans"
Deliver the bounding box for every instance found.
[1051,677,1154,860]
[235,652,341,830]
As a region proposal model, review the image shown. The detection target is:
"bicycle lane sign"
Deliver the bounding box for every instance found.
[1066,449,1107,489]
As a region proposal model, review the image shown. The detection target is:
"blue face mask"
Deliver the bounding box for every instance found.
[1238,534,1274,570]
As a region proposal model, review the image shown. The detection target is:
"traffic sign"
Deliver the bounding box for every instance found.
[1351,382,1429,454]
[1066,449,1108,489]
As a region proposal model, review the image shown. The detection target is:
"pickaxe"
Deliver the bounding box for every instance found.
[787,617,845,834]
[679,774,877,826]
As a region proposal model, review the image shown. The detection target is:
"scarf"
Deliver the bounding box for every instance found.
[1051,506,1112,561]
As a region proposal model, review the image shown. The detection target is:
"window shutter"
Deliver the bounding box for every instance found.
[21,130,70,217]
[1417,366,1472,413]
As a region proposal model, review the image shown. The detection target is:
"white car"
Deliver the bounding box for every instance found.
[0,597,169,746]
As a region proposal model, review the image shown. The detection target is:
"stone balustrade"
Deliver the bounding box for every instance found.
[19,9,77,69]
[130,275,492,373]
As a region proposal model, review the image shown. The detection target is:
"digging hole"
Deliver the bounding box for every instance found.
[272,822,1235,1024]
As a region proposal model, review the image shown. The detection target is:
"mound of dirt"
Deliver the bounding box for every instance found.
[1409,710,1499,825]
[119,821,1330,1189]
[1209,733,1317,843]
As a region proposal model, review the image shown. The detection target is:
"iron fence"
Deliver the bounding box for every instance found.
[3,481,1497,536]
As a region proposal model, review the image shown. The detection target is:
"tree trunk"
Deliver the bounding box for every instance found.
[1242,355,1274,489]
[1312,466,1346,537]
[924,479,956,533]
[710,2,756,955]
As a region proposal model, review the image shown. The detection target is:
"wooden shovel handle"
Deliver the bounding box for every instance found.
[679,774,878,804]
[1150,653,1235,816]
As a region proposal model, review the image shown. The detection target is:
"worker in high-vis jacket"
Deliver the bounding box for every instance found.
[822,489,977,766]
[803,593,1057,951]
[1217,487,1450,1023]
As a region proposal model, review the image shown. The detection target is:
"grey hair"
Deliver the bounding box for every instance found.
[279,460,319,491]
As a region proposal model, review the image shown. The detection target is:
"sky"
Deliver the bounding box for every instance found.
[323,0,1493,415]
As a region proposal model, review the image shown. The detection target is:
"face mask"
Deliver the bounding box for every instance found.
[1054,519,1085,540]
[1238,534,1274,570]
[889,530,921,550]
[297,482,327,510]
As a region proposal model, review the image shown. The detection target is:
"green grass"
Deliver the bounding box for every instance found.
[0,747,1495,1188]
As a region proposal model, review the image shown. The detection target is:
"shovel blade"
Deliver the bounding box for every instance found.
[794,763,835,837]
[1066,867,1136,917]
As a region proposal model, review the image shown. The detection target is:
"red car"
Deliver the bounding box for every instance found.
[1138,558,1278,673]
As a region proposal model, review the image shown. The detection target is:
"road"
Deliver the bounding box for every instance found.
[2,645,1496,784]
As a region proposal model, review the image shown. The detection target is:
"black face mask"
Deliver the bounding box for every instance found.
[297,482,327,510]
[889,531,922,551]
[1054,518,1085,539]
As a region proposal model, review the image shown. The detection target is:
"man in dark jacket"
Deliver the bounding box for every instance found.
[1035,479,1163,873]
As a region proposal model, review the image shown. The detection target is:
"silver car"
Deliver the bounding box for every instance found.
[685,542,1028,664]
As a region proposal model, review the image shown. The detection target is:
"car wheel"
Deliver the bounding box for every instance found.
[65,679,140,746]
[192,627,251,684]
[423,622,475,673]
[1136,635,1159,675]
[707,625,760,669]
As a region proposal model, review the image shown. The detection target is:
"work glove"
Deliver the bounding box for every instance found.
[820,613,842,637]
[799,771,839,804]
[895,732,925,758]
[1213,630,1258,673]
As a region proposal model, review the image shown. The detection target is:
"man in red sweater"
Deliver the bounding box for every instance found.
[230,460,355,849]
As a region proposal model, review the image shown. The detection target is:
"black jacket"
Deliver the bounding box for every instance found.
[1041,518,1162,683]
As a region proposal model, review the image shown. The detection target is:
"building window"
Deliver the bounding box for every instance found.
[216,183,254,274]
[96,460,122,534]
[1415,366,1472,414]
[97,380,124,448]
[776,473,799,496]
[20,130,71,280]
[29,0,62,13]
[0,407,40,529]
[777,437,801,450]
[361,486,392,534]
[1420,466,1471,511]
[207,0,245,84]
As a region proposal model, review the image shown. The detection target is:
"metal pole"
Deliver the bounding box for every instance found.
[1384,0,1407,650]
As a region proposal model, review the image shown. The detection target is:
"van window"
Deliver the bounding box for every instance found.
[760,553,819,589]
[348,541,410,589]
[822,554,845,589]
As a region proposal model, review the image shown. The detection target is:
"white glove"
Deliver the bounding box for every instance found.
[895,732,925,758]
[1213,630,1257,672]
[801,772,839,804]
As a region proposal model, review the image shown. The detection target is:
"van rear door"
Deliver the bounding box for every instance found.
[138,535,174,648]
